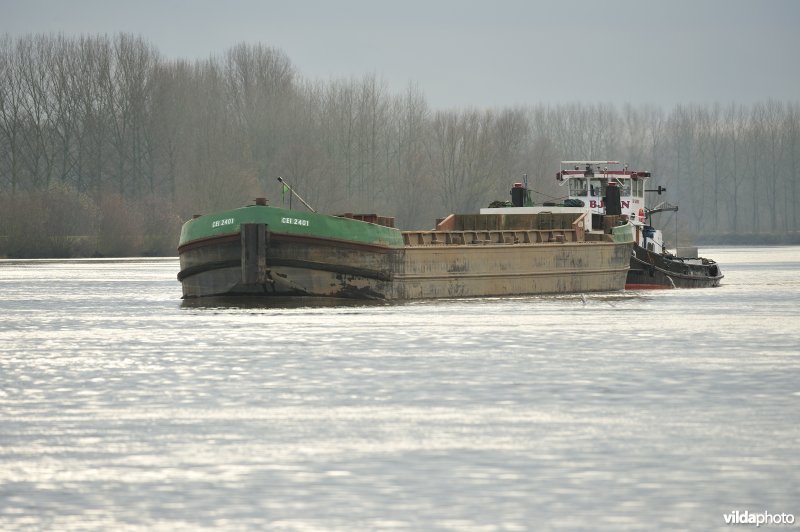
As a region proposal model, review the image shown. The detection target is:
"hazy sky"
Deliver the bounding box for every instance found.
[2,0,799,110]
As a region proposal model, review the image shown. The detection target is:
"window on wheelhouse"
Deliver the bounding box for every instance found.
[619,179,631,197]
[589,179,604,197]
[569,178,587,196]
[633,179,644,197]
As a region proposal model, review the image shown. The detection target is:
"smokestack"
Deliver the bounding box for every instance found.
[510,183,526,207]
[605,182,622,215]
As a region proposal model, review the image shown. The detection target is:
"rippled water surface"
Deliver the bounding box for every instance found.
[1,248,799,530]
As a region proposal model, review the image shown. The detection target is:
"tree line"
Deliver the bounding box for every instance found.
[1,33,798,256]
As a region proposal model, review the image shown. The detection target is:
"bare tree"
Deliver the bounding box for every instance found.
[224,42,295,191]
[724,103,749,232]
[428,109,496,213]
[15,35,58,188]
[761,100,784,232]
[707,103,726,232]
[388,83,432,227]
[784,104,800,231]
[689,105,710,232]
[0,35,23,194]
[491,107,529,197]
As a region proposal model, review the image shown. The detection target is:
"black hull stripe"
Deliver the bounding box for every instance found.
[178,257,392,283]
[177,259,240,281]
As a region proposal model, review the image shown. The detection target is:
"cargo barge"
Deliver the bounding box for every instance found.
[178,194,634,300]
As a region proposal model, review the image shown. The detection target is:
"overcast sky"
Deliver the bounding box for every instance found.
[2,0,798,110]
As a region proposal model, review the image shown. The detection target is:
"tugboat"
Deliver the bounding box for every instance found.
[556,161,723,289]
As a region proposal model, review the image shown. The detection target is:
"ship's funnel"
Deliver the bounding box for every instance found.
[605,182,622,215]
[510,182,526,207]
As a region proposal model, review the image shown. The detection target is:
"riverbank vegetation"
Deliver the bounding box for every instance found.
[1,34,799,257]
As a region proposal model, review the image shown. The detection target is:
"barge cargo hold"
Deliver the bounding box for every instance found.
[177,202,634,300]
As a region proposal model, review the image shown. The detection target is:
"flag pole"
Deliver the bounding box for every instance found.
[277,177,316,212]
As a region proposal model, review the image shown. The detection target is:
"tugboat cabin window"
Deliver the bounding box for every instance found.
[619,179,632,197]
[569,178,588,196]
[589,179,604,197]
[633,179,644,197]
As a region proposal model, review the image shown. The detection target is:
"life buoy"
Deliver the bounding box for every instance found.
[638,208,645,222]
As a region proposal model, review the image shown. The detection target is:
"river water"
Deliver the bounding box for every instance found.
[0,247,798,531]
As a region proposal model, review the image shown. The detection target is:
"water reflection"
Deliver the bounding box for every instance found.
[1,248,799,530]
[180,295,391,310]
[179,291,648,310]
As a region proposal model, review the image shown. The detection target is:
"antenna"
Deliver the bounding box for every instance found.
[277,177,316,212]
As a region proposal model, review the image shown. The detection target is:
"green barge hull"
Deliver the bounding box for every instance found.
[177,204,633,300]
